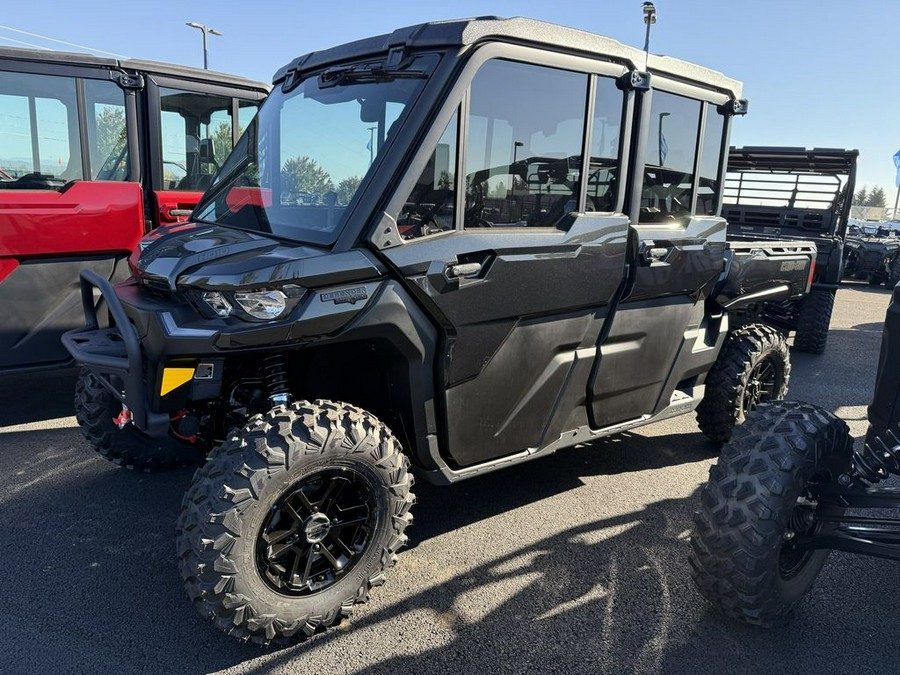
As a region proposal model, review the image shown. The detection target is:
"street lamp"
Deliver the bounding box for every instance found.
[657,111,670,166]
[185,22,222,70]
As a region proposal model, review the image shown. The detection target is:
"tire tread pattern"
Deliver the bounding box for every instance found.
[793,289,835,354]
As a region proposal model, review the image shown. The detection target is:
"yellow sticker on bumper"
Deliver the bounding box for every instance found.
[160,367,195,396]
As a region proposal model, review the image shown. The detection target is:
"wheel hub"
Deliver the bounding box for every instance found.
[303,513,332,543]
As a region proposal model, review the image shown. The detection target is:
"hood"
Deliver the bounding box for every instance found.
[133,222,383,292]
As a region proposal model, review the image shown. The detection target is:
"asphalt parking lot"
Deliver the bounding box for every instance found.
[0,283,897,675]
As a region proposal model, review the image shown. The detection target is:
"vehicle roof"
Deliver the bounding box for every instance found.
[0,46,269,92]
[273,16,743,98]
[729,146,859,175]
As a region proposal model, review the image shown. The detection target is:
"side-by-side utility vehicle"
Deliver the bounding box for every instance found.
[0,47,268,373]
[723,147,857,353]
[64,17,817,644]
[692,282,900,625]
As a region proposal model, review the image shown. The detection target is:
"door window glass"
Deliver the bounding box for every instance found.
[586,76,624,213]
[159,88,232,191]
[465,60,587,229]
[398,110,458,240]
[696,107,725,216]
[0,71,81,188]
[641,90,701,223]
[85,79,128,181]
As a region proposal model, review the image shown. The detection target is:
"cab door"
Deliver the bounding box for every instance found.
[0,62,141,372]
[587,87,732,427]
[379,57,631,468]
[145,77,263,228]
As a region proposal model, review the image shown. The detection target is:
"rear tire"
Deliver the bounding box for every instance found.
[74,368,200,471]
[792,289,835,355]
[696,324,790,444]
[176,400,414,645]
[690,401,852,626]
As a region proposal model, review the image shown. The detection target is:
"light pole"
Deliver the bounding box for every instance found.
[185,22,222,70]
[367,126,377,167]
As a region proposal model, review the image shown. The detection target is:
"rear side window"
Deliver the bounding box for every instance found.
[586,76,624,213]
[0,70,82,187]
[159,88,234,191]
[641,91,701,223]
[696,107,725,216]
[465,60,588,229]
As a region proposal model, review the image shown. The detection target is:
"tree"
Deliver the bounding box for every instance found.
[210,121,233,167]
[854,186,868,206]
[867,186,887,208]
[93,105,127,178]
[335,175,362,205]
[280,156,334,199]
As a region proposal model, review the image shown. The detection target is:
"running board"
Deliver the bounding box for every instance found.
[420,385,705,485]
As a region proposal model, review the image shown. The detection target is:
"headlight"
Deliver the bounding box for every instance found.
[233,289,288,320]
[201,291,233,317]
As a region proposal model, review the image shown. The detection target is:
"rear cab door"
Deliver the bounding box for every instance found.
[0,54,141,371]
[143,76,264,228]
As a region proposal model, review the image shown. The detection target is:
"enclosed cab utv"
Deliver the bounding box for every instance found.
[63,17,817,644]
[692,282,900,626]
[723,147,858,353]
[0,47,268,373]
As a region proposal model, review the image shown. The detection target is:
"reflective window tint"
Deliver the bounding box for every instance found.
[586,76,624,212]
[0,71,81,187]
[160,88,232,191]
[697,107,725,215]
[641,91,701,223]
[398,110,458,240]
[465,60,587,229]
[85,79,128,181]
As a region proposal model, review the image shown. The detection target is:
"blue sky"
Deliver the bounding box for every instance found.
[2,0,898,198]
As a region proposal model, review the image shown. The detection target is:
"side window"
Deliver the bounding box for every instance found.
[696,106,725,216]
[586,76,624,212]
[397,110,458,240]
[159,88,232,191]
[0,70,82,188]
[641,90,701,223]
[465,60,587,229]
[237,99,260,139]
[84,79,128,181]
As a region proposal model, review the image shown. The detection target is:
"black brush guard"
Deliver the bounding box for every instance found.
[61,269,168,436]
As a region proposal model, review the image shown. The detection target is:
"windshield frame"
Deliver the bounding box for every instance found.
[193,52,443,248]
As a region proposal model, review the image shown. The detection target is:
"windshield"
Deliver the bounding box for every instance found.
[194,54,438,245]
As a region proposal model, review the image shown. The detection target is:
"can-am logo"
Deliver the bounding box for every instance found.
[320,286,368,305]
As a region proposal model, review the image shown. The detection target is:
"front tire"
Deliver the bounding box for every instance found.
[690,401,852,626]
[792,289,836,355]
[696,323,790,444]
[176,400,414,644]
[888,257,900,288]
[74,368,200,471]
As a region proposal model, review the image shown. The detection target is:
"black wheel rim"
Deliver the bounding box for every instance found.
[741,355,782,416]
[778,469,837,579]
[256,467,377,597]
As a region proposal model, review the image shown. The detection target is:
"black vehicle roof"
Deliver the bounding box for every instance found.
[729,146,859,175]
[0,46,269,92]
[273,16,743,98]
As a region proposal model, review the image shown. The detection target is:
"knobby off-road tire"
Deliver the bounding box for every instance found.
[176,400,414,645]
[74,368,200,471]
[792,289,836,355]
[690,401,852,626]
[696,323,790,444]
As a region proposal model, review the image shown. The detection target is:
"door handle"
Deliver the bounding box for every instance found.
[446,262,482,279]
[639,244,670,266]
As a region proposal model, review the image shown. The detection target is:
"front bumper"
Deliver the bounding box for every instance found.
[62,270,170,436]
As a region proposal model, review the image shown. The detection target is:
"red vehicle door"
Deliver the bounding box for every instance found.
[0,63,143,372]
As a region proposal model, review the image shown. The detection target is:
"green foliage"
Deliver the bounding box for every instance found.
[336,175,362,205]
[281,156,334,198]
[854,186,868,206]
[868,186,887,208]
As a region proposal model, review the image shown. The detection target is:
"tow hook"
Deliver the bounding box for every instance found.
[112,405,133,429]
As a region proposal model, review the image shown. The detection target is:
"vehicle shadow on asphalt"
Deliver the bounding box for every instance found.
[0,367,79,426]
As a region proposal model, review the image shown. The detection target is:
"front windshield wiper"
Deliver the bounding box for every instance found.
[318,62,427,89]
